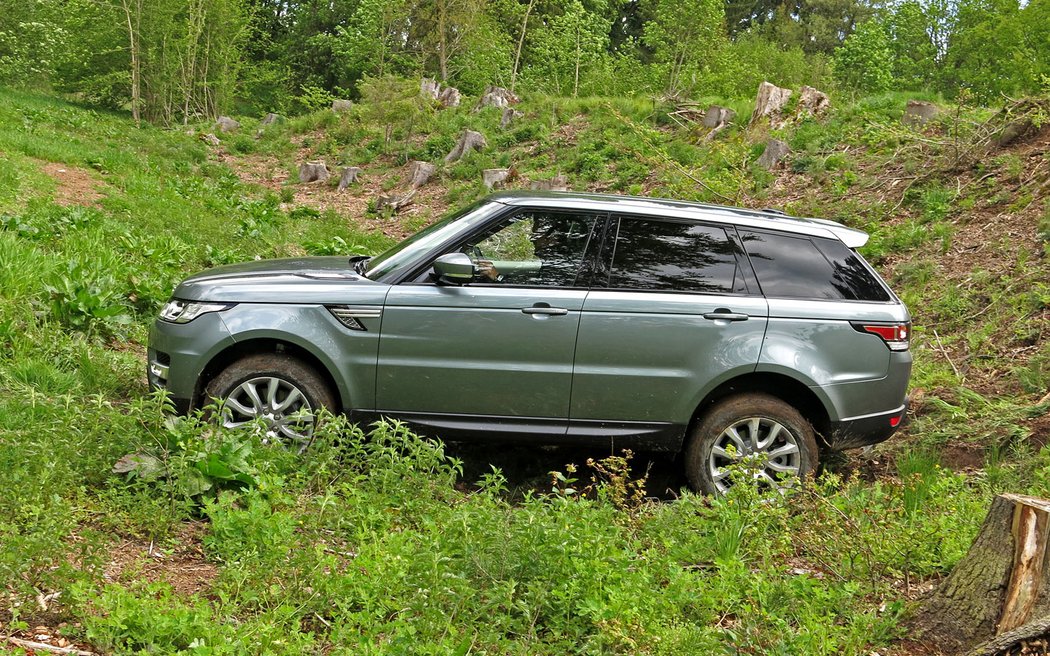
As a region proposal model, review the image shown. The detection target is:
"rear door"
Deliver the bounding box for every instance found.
[569,214,768,442]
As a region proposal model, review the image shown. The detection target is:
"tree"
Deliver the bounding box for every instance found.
[641,0,727,97]
[887,1,939,89]
[834,19,893,93]
[523,0,611,96]
[943,0,1028,101]
[332,0,412,87]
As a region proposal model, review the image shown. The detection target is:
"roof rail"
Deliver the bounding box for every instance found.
[760,208,788,216]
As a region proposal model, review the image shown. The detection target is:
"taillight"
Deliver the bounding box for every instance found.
[852,321,910,351]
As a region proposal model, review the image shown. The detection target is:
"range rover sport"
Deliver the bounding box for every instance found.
[148,192,911,494]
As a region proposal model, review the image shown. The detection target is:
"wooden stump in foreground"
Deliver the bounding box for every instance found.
[913,494,1050,654]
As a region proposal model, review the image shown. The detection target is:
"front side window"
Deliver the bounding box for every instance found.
[456,211,598,287]
[606,217,744,294]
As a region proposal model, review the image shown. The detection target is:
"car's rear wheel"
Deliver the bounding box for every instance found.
[205,354,335,453]
[684,393,818,495]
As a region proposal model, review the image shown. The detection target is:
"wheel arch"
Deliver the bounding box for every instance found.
[195,338,345,412]
[690,372,833,448]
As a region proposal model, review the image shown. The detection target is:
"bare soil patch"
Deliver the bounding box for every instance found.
[103,521,217,598]
[38,161,104,206]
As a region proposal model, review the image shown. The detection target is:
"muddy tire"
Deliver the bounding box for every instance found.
[684,393,819,495]
[205,354,335,453]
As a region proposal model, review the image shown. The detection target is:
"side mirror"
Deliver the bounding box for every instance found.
[432,252,475,285]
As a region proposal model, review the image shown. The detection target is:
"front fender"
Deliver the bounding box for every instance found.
[218,303,380,411]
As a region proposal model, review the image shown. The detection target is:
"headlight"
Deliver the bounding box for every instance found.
[160,300,235,324]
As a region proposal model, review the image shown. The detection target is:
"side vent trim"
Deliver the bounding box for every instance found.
[326,305,382,331]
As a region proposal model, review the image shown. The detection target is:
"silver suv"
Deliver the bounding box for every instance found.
[149,192,911,493]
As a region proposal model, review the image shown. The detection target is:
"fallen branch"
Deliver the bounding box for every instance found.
[7,636,95,655]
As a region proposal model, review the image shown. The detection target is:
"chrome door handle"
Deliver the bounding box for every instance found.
[702,310,749,322]
[522,306,568,316]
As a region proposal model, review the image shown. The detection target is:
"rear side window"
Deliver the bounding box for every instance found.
[740,230,891,301]
[608,218,745,294]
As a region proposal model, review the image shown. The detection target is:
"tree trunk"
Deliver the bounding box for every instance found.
[510,0,535,94]
[121,0,141,126]
[912,494,1050,654]
[437,0,448,81]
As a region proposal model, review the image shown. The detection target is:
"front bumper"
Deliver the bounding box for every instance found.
[826,400,909,451]
[147,313,235,412]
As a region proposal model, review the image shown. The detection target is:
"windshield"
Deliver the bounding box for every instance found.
[365,200,506,280]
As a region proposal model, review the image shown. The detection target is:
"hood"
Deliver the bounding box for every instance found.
[173,257,386,304]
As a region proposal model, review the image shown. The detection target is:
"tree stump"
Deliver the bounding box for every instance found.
[420,78,441,100]
[477,86,519,109]
[438,86,461,108]
[337,167,361,191]
[797,86,830,117]
[483,168,510,190]
[903,100,941,127]
[215,116,240,132]
[332,99,353,113]
[299,161,330,183]
[407,161,436,189]
[912,494,1050,653]
[500,108,524,129]
[755,139,790,169]
[376,190,415,213]
[445,130,487,163]
[702,106,737,141]
[750,81,793,127]
[529,174,569,192]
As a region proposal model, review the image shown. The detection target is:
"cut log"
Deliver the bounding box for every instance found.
[755,139,790,169]
[477,86,519,109]
[438,86,461,108]
[529,174,569,192]
[420,78,440,100]
[215,116,240,133]
[903,100,941,127]
[407,160,436,189]
[376,190,416,213]
[445,130,487,163]
[298,161,330,183]
[332,99,353,113]
[750,81,793,127]
[337,167,361,191]
[500,107,524,129]
[483,168,510,190]
[912,494,1050,653]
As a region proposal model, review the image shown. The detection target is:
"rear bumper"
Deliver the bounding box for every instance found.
[825,400,908,450]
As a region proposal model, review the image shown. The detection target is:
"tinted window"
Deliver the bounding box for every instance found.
[741,230,891,301]
[608,218,743,293]
[459,211,597,287]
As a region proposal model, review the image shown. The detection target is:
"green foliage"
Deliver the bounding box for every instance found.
[642,0,729,96]
[835,21,895,94]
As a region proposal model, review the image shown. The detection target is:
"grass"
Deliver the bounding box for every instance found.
[0,85,1047,654]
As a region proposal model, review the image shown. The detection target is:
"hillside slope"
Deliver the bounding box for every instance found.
[0,86,1047,655]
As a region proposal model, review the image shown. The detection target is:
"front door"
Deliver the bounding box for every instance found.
[376,210,602,432]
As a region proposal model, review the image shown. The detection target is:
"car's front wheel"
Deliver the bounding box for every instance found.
[684,393,819,495]
[205,354,335,453]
